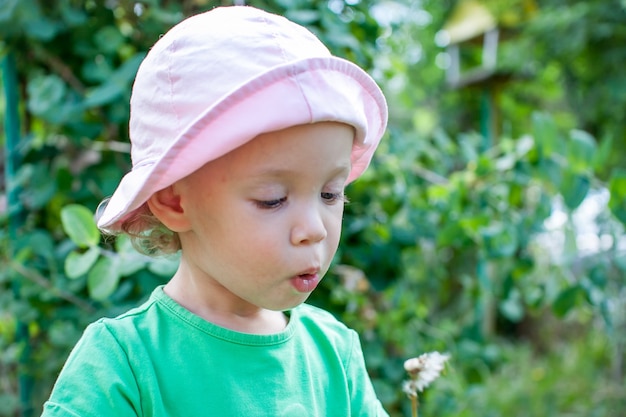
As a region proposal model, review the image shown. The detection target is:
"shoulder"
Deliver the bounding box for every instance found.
[294,303,352,332]
[84,287,168,342]
[66,295,159,364]
[42,307,150,416]
[292,303,358,352]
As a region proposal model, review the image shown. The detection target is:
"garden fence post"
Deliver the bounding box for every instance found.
[2,50,34,417]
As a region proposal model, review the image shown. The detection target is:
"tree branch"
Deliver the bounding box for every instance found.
[10,262,96,313]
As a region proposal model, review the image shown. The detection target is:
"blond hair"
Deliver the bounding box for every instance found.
[105,202,181,256]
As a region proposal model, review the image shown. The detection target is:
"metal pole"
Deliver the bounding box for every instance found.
[2,51,33,417]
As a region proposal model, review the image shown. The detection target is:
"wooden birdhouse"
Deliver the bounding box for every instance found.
[437,0,537,142]
[438,0,537,89]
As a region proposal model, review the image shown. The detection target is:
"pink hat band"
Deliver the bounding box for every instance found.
[97,6,388,232]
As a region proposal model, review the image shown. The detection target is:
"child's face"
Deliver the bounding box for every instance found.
[172,122,354,313]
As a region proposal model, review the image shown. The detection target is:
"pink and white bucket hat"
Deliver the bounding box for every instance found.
[97,5,388,232]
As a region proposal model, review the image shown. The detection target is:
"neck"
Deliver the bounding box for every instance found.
[163,265,288,334]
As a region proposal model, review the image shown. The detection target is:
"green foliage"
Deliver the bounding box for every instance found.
[422,330,625,416]
[314,109,626,414]
[1,1,625,417]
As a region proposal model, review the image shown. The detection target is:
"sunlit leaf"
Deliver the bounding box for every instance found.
[60,204,100,248]
[64,246,101,279]
[87,257,120,301]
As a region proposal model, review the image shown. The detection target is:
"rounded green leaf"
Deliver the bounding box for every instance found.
[60,204,100,248]
[64,246,101,279]
[87,257,121,301]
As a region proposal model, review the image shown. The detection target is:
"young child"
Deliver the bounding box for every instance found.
[43,5,388,416]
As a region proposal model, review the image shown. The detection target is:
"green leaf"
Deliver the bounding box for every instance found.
[27,74,66,116]
[60,204,100,248]
[0,0,19,23]
[608,169,626,225]
[13,229,55,261]
[23,16,61,40]
[552,285,584,318]
[83,52,145,108]
[87,257,120,301]
[532,112,560,156]
[567,129,596,173]
[535,157,562,187]
[284,9,320,25]
[17,163,57,210]
[64,246,101,279]
[588,264,607,289]
[592,135,613,171]
[94,26,125,54]
[499,290,524,323]
[59,1,87,26]
[560,171,590,211]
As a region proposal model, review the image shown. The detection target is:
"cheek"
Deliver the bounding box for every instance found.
[326,210,345,243]
[220,215,280,254]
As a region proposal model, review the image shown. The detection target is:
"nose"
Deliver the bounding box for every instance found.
[290,203,328,245]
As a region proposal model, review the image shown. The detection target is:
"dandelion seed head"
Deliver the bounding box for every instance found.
[403,351,450,394]
[402,380,418,397]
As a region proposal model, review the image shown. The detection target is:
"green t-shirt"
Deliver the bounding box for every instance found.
[42,286,388,416]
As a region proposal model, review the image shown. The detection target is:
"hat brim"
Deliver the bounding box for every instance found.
[97,56,387,232]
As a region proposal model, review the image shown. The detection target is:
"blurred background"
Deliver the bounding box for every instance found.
[1,0,625,416]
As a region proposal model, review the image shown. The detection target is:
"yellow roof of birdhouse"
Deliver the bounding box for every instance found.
[441,0,538,45]
[442,0,497,44]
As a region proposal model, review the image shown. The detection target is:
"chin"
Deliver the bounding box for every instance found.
[268,295,311,312]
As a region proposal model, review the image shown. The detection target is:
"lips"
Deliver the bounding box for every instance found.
[290,269,321,293]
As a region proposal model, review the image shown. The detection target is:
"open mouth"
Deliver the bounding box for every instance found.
[290,272,320,293]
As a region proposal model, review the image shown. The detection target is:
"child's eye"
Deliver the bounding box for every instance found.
[254,197,287,209]
[321,192,347,204]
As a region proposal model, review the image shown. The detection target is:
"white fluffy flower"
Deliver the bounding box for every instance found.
[403,351,450,394]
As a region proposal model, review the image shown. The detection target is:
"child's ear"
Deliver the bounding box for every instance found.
[147,186,191,232]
